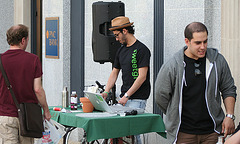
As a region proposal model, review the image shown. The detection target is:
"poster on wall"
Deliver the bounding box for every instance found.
[45,17,59,59]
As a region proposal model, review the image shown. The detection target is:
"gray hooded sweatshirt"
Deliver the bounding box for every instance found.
[155,47,237,144]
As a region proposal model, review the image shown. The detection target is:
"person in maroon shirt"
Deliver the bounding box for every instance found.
[0,24,51,144]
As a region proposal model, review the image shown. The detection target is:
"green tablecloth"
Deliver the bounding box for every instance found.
[49,106,166,142]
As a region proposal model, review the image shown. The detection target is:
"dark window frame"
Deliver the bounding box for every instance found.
[70,0,85,98]
[153,0,164,115]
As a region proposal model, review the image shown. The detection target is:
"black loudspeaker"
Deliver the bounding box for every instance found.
[92,1,125,64]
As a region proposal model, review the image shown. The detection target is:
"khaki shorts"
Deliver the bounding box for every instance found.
[0,116,34,144]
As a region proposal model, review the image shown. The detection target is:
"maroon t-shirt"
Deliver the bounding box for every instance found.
[0,49,42,117]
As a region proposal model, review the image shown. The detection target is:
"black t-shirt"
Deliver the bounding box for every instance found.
[114,40,151,99]
[179,54,214,134]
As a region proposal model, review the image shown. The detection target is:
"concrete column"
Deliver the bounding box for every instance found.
[14,0,31,52]
[221,0,240,124]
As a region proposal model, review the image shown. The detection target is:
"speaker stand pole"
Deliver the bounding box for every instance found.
[111,63,117,104]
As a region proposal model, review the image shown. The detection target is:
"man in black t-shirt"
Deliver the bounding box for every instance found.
[155,22,236,144]
[101,16,151,144]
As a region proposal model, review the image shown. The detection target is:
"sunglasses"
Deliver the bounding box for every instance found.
[194,62,202,76]
[114,31,121,38]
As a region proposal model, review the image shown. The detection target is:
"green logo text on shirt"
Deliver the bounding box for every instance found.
[132,49,138,79]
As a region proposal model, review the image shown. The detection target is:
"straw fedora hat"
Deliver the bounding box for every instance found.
[109,16,134,31]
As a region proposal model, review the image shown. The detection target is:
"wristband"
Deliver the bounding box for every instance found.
[124,93,129,98]
[103,91,109,96]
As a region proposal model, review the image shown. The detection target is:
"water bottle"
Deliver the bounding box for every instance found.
[62,87,69,108]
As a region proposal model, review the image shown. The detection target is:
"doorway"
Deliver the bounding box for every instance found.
[31,0,42,61]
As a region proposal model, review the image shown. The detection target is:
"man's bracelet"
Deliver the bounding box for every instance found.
[103,91,109,96]
[226,114,235,121]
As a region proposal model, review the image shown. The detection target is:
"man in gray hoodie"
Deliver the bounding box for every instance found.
[155,22,236,144]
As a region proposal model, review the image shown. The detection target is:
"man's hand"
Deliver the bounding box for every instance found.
[222,117,235,138]
[44,110,51,121]
[101,92,108,100]
[118,96,128,106]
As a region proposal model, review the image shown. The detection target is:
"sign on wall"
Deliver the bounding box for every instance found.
[45,17,59,59]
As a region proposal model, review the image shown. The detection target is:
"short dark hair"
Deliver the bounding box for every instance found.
[117,25,135,34]
[184,22,208,41]
[6,24,29,46]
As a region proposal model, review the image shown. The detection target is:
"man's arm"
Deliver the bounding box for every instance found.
[154,63,173,114]
[222,96,235,137]
[101,68,120,99]
[219,55,237,137]
[118,67,148,105]
[34,77,51,121]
